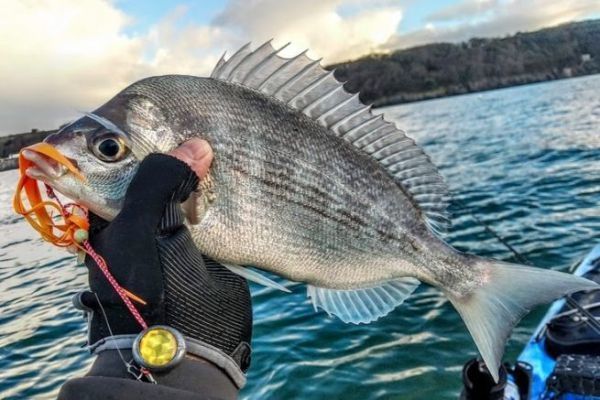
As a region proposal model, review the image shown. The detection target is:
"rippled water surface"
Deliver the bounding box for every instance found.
[1,75,599,399]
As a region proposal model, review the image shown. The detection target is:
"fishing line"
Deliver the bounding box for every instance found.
[457,199,600,334]
[455,198,532,265]
[94,292,131,367]
[83,240,148,330]
[94,293,157,384]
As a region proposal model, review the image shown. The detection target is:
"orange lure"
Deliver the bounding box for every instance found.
[13,142,88,247]
[13,142,146,307]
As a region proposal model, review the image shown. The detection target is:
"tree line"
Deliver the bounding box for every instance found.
[332,19,600,106]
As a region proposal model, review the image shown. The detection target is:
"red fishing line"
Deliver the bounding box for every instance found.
[14,143,148,330]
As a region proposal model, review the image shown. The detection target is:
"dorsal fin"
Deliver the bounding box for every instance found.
[211,41,450,234]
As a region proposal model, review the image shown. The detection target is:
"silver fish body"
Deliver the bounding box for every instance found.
[34,43,596,382]
[97,75,466,291]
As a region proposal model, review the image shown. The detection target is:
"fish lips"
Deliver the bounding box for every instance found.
[21,149,85,202]
[22,150,90,208]
[22,149,68,181]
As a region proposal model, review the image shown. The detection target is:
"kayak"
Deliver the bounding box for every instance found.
[461,243,600,399]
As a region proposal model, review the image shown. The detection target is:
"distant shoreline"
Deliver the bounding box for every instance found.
[0,129,55,171]
[0,157,18,171]
[333,19,600,108]
[374,72,600,107]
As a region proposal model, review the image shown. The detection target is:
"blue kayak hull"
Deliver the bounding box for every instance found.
[515,244,600,399]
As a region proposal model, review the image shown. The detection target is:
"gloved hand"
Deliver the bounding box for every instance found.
[61,140,252,400]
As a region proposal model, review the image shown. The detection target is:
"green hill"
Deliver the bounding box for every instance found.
[332,19,600,106]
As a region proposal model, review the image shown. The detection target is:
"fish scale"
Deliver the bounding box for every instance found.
[210,137,400,276]
[235,145,389,238]
[38,41,598,382]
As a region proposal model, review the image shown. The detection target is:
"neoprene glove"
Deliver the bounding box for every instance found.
[66,153,252,397]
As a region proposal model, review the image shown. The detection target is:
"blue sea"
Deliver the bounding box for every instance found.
[1,75,599,399]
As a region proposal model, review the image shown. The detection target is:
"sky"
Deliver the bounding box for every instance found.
[1,0,599,135]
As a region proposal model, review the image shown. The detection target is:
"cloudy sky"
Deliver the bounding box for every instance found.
[1,0,599,135]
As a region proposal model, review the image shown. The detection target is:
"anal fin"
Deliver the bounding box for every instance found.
[307,278,420,324]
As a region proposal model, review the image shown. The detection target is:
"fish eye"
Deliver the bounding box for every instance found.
[92,135,128,162]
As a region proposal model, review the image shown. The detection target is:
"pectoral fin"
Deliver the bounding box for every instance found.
[223,263,291,293]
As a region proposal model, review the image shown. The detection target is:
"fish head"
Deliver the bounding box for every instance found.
[25,112,139,220]
[25,90,173,219]
[25,85,186,220]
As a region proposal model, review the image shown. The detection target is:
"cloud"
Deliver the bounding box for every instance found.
[141,5,232,76]
[0,1,240,135]
[426,0,500,23]
[385,0,600,50]
[0,0,402,135]
[213,0,402,62]
[0,0,143,134]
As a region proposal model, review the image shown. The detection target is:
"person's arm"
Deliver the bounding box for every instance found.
[59,140,252,400]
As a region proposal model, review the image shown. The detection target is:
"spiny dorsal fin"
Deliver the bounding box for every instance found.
[211,41,450,234]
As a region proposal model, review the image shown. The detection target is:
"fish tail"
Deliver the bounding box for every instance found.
[446,256,597,383]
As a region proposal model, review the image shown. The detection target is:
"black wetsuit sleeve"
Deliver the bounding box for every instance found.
[59,374,229,400]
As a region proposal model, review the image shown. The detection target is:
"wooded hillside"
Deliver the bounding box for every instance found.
[332,19,600,106]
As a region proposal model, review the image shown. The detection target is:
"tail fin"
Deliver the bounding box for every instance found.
[447,257,598,382]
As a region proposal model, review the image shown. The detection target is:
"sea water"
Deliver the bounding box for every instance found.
[1,75,599,399]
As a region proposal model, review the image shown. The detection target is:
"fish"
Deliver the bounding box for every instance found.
[23,41,597,381]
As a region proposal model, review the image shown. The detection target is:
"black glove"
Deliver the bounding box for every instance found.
[61,154,252,400]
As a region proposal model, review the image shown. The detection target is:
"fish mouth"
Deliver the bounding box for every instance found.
[22,149,70,183]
